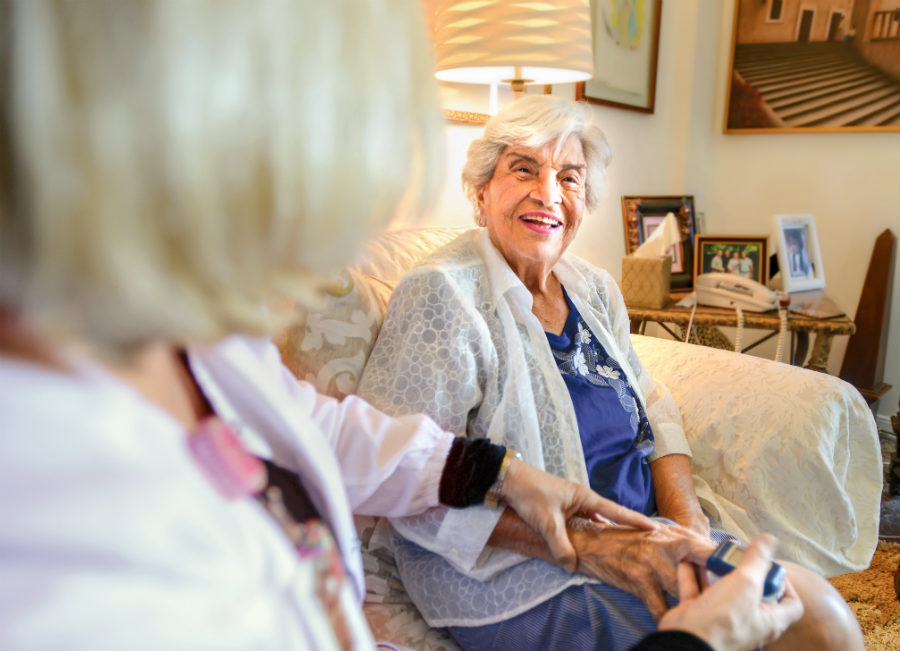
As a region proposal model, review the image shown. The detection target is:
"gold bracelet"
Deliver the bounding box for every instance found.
[484,448,521,509]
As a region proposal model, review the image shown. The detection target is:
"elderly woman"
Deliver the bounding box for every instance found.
[357,95,862,651]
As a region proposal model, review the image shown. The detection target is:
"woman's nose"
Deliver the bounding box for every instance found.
[529,170,561,206]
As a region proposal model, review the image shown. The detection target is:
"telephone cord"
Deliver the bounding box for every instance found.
[774,305,789,363]
[684,301,698,344]
[734,304,744,354]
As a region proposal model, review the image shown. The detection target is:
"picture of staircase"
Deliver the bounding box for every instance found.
[733,41,900,128]
[725,0,900,133]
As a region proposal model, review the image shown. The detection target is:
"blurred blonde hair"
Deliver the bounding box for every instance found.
[0,0,443,354]
[461,95,610,226]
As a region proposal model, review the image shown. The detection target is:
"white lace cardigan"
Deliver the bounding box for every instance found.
[357,228,708,625]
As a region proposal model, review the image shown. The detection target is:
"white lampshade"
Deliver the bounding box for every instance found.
[433,0,593,86]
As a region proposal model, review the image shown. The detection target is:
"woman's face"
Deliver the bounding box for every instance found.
[477,135,587,279]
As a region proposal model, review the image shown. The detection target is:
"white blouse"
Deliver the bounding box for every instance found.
[0,336,453,649]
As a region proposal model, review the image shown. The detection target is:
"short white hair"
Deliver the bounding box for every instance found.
[0,0,443,354]
[461,95,610,225]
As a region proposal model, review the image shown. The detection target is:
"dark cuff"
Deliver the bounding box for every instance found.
[438,437,506,507]
[628,631,715,651]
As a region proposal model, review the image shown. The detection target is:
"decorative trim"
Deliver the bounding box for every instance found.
[444,108,490,125]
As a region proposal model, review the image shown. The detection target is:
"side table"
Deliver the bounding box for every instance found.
[627,291,855,372]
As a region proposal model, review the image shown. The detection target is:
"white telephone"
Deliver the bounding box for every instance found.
[690,273,790,362]
[695,272,778,312]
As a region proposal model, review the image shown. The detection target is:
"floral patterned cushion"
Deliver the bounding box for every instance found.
[275,227,470,399]
[275,268,393,399]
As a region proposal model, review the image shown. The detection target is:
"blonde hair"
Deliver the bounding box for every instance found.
[461,95,610,225]
[0,0,443,353]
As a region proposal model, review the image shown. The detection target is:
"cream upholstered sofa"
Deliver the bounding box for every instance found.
[274,226,882,651]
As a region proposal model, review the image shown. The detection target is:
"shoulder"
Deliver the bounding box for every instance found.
[392,230,487,298]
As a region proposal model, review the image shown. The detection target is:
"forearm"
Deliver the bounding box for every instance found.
[485,508,559,565]
[650,454,707,533]
[486,509,598,568]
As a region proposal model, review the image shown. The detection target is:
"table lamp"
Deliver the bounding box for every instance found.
[432,0,593,101]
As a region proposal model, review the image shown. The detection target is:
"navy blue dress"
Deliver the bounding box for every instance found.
[544,287,656,515]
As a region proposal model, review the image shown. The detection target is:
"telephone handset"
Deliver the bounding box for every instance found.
[695,272,778,312]
[691,272,790,361]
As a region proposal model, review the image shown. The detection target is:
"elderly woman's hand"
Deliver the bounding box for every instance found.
[500,459,658,573]
[567,518,716,621]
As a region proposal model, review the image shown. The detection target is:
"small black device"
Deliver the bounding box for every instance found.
[706,539,786,603]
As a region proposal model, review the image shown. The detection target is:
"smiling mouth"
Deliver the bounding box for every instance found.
[520,214,563,228]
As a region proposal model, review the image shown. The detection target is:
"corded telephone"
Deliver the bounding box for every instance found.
[690,273,790,361]
[695,272,778,312]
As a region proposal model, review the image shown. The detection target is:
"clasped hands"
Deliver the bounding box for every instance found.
[499,459,803,647]
[499,457,713,618]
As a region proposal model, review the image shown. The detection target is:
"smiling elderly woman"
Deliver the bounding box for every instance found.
[356,95,862,651]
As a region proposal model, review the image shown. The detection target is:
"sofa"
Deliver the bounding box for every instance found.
[274,226,881,651]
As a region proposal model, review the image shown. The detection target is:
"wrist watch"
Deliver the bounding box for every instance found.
[484,448,522,509]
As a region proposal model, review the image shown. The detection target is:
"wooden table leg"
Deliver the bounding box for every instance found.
[792,332,810,367]
[804,333,834,373]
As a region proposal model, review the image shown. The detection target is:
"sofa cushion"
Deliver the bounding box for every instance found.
[275,226,471,398]
[630,333,880,577]
[274,269,393,399]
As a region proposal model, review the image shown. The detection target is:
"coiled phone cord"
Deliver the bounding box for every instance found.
[733,304,744,353]
[773,293,791,363]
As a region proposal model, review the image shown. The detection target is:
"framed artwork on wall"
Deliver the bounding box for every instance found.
[622,195,696,291]
[772,214,826,292]
[575,0,662,113]
[724,0,900,134]
[694,235,768,286]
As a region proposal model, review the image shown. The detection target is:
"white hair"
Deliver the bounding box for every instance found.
[0,0,443,354]
[461,95,610,225]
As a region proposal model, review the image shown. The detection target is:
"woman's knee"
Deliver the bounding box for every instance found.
[764,561,863,651]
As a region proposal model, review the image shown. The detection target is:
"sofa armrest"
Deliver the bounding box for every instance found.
[630,333,881,576]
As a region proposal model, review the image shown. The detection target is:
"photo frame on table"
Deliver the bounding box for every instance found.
[575,0,662,113]
[723,0,900,134]
[621,195,696,291]
[693,235,768,286]
[772,214,826,292]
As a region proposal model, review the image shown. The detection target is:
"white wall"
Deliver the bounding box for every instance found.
[412,0,900,425]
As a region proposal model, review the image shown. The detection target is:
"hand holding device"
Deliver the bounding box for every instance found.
[707,539,786,603]
[659,534,803,651]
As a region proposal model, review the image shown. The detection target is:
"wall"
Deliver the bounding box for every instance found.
[409,0,900,426]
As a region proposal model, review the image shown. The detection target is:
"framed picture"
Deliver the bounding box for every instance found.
[694,235,768,286]
[723,0,900,134]
[622,195,696,291]
[575,0,662,113]
[772,214,826,292]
